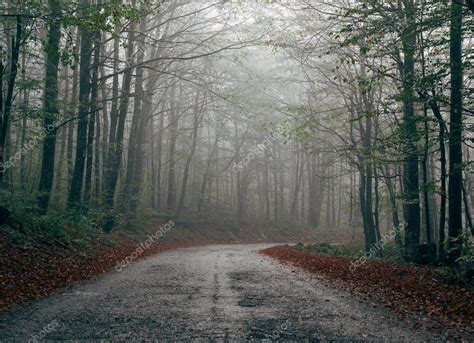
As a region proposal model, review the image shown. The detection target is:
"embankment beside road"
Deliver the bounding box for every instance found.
[261,245,474,339]
[0,221,319,310]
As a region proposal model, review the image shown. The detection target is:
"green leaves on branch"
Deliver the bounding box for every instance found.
[62,0,151,34]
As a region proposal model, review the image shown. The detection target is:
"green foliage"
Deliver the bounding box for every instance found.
[454,232,474,273]
[0,189,40,219]
[2,225,25,246]
[62,209,101,234]
[296,242,350,257]
[31,215,66,239]
[62,1,151,33]
[433,234,474,286]
[381,240,405,262]
[0,190,102,246]
[295,241,406,263]
[433,264,474,287]
[15,78,43,94]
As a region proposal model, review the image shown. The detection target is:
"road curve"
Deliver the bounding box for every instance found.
[0,244,437,341]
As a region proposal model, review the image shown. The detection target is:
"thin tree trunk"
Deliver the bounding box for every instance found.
[84,33,101,206]
[67,32,79,188]
[166,87,179,214]
[68,0,93,209]
[54,67,70,202]
[177,92,203,216]
[0,16,22,184]
[423,93,446,260]
[103,14,137,231]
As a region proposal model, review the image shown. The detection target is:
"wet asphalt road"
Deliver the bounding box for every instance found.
[0,244,438,342]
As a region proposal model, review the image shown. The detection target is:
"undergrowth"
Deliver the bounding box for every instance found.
[294,238,474,287]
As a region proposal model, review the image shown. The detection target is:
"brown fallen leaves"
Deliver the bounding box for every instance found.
[260,245,474,335]
[0,233,200,310]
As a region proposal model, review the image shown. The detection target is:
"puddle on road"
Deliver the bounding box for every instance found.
[238,294,265,308]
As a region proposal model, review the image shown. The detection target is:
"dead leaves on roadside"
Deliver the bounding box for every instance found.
[260,245,474,335]
[0,233,199,310]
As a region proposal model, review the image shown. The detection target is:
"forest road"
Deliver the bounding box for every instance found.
[0,244,438,342]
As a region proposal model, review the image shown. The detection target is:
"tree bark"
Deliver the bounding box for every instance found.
[103,15,137,231]
[0,16,22,184]
[67,0,93,209]
[447,0,464,262]
[177,92,203,216]
[401,0,421,261]
[37,0,61,213]
[84,34,101,207]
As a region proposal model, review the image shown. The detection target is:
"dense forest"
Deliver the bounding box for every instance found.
[0,0,472,265]
[1,1,474,340]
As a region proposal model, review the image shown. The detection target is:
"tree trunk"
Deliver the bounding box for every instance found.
[122,17,146,215]
[37,0,61,214]
[177,92,203,216]
[84,34,100,207]
[67,32,79,189]
[447,0,464,262]
[401,0,420,261]
[54,66,70,203]
[67,1,94,209]
[103,16,137,231]
[166,87,179,214]
[0,16,22,184]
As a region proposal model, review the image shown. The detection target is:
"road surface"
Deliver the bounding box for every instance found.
[0,244,438,341]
